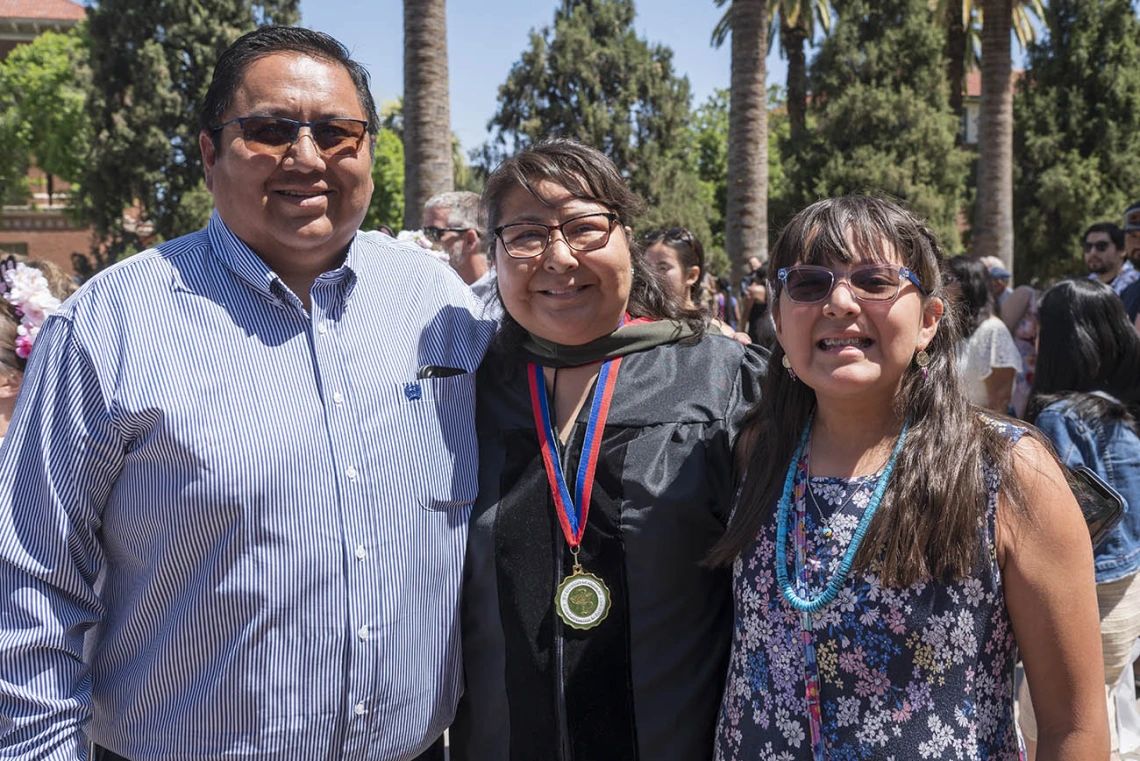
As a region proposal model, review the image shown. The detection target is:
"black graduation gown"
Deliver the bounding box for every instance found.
[451,335,768,761]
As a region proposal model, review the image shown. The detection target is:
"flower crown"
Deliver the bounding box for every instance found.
[1,256,62,360]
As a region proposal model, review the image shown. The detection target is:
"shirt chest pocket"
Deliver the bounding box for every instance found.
[387,372,479,510]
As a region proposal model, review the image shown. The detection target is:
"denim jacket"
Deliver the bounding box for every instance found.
[1035,398,1140,583]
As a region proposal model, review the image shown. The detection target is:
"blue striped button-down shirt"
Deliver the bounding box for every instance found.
[0,213,494,760]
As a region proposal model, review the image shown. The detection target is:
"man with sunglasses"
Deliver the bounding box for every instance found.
[422,191,496,305]
[1084,222,1137,295]
[1124,201,1140,264]
[1120,203,1140,329]
[0,26,491,761]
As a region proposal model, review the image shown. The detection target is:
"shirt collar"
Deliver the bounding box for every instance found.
[206,211,360,304]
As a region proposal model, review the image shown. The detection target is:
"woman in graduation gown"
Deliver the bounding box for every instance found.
[450,138,767,761]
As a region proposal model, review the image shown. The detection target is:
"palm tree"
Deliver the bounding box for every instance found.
[973,0,1017,270]
[713,0,830,141]
[402,0,453,230]
[714,0,770,277]
[940,0,1043,130]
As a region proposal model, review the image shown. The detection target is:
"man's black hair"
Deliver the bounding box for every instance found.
[199,26,379,150]
[1084,222,1125,250]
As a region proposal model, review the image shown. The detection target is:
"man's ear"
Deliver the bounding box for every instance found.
[200,131,217,192]
[463,228,481,256]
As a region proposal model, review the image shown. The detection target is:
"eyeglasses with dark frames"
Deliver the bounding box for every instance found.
[422,226,474,243]
[1082,240,1112,253]
[211,116,370,157]
[495,212,619,259]
[777,264,928,304]
[1126,210,1140,229]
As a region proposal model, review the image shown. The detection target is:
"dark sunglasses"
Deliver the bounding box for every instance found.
[1126,210,1140,230]
[1083,240,1112,253]
[212,116,370,157]
[778,264,927,304]
[422,226,473,243]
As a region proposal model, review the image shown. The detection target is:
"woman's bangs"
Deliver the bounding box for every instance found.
[800,219,895,268]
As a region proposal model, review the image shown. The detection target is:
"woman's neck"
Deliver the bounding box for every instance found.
[810,399,905,478]
[543,362,603,444]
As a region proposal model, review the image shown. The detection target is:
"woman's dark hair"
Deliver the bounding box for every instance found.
[642,228,705,303]
[710,195,1033,586]
[946,255,993,337]
[482,137,706,350]
[1027,278,1140,429]
[199,26,379,149]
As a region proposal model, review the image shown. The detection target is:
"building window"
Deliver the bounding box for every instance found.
[0,242,29,256]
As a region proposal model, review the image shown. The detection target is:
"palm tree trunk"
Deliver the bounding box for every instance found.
[946,0,967,135]
[725,0,769,281]
[403,0,453,231]
[974,0,1014,271]
[783,21,809,142]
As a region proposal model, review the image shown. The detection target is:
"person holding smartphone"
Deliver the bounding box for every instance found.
[1026,278,1140,761]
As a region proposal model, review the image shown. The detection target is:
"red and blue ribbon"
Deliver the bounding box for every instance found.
[528,357,622,548]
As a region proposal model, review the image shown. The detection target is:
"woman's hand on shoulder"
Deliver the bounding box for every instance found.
[710,318,749,344]
[998,435,1109,761]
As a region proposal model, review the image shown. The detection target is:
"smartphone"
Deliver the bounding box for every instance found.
[1070,465,1125,549]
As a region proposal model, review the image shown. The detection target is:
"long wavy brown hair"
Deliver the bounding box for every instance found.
[709,196,1031,586]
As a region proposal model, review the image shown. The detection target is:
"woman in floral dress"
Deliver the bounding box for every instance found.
[709,196,1107,761]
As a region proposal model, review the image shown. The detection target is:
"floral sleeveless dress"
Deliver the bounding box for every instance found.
[716,423,1025,760]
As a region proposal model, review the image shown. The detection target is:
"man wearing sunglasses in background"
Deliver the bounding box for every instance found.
[421,191,498,314]
[1084,222,1137,295]
[0,26,491,761]
[1124,201,1140,264]
[1118,203,1140,330]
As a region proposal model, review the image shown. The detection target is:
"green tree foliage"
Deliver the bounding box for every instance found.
[0,27,90,206]
[691,86,789,269]
[480,0,713,245]
[77,0,299,267]
[363,128,406,232]
[380,98,479,204]
[787,0,969,252]
[1012,0,1140,281]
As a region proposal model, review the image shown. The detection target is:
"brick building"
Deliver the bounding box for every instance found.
[0,0,90,273]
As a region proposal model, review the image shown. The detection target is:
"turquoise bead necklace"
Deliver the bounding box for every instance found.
[774,412,910,614]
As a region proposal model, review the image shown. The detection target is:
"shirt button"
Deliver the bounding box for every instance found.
[357,625,368,641]
[317,322,328,335]
[346,466,358,480]
[355,544,366,560]
[332,391,345,405]
[354,702,366,716]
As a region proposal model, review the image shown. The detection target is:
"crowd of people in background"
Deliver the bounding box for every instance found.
[1,22,1139,761]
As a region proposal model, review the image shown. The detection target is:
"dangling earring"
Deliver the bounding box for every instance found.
[782,354,797,382]
[915,349,931,380]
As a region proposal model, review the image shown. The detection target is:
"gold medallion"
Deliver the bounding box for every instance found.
[555,570,611,630]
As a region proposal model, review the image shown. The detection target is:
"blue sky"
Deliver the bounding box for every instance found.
[297,0,792,155]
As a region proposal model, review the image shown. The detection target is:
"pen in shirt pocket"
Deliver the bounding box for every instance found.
[416,365,468,379]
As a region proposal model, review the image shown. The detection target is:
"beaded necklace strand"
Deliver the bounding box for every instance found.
[774,412,910,761]
[775,413,910,614]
